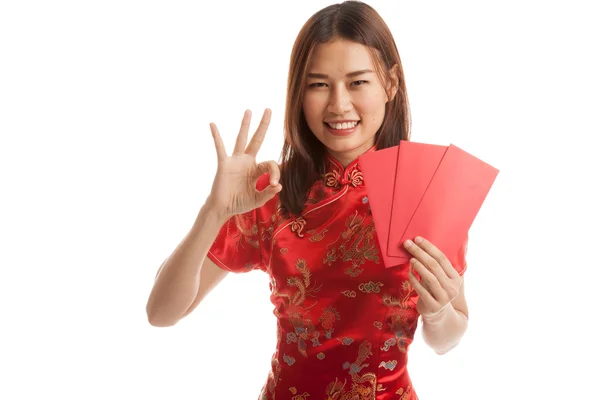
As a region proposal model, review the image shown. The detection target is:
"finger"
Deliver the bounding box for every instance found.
[412,236,459,279]
[209,122,227,162]
[256,160,281,186]
[233,109,252,155]
[402,238,442,278]
[256,182,282,207]
[407,268,435,304]
[410,258,445,301]
[245,108,272,157]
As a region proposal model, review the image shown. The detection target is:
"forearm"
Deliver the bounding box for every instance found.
[421,305,468,355]
[145,201,227,326]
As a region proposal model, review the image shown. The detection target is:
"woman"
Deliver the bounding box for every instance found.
[146,2,470,399]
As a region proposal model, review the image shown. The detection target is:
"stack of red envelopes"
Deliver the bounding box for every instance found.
[358,141,499,269]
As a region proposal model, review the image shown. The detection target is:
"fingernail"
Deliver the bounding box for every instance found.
[415,236,423,244]
[404,240,413,248]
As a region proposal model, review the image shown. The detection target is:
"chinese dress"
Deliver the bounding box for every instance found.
[207,145,468,400]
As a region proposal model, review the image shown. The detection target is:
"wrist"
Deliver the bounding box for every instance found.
[421,302,455,325]
[202,196,230,224]
[194,201,229,234]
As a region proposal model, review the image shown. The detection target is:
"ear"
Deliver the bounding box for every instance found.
[386,64,400,102]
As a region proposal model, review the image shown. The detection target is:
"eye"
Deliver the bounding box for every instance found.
[308,82,327,88]
[351,80,368,86]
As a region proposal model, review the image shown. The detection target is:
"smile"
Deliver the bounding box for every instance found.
[325,121,359,130]
[323,120,360,136]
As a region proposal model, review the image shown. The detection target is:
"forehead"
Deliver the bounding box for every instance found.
[308,39,376,75]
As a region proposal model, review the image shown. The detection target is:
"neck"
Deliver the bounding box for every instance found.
[326,142,375,168]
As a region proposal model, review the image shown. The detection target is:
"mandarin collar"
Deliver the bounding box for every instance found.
[322,145,376,189]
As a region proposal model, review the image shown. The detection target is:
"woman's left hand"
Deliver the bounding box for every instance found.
[403,236,463,318]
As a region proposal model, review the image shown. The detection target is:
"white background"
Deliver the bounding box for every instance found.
[1,1,598,399]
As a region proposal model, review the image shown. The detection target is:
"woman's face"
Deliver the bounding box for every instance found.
[302,39,394,166]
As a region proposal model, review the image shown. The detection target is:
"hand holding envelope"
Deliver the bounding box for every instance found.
[358,140,499,272]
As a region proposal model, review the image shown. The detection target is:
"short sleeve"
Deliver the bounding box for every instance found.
[451,234,469,276]
[207,207,266,274]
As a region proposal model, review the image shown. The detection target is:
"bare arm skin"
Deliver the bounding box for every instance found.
[146,204,228,327]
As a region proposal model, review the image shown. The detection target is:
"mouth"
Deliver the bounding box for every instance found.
[324,120,360,130]
[323,120,361,136]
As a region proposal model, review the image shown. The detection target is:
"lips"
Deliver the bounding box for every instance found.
[323,120,360,136]
[325,120,360,130]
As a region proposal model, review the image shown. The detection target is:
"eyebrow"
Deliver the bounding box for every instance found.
[307,69,374,79]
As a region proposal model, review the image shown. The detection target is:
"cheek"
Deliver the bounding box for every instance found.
[355,93,387,122]
[302,96,318,119]
[303,95,327,126]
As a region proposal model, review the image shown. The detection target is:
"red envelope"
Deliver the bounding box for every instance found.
[386,141,447,258]
[387,144,499,262]
[358,145,407,268]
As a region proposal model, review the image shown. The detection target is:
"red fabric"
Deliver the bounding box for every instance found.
[207,145,468,399]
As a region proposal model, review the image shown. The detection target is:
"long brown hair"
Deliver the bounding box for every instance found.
[279,1,412,217]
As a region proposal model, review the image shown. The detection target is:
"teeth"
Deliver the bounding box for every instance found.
[326,121,359,130]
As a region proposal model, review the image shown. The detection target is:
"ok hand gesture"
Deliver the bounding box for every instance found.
[206,109,281,220]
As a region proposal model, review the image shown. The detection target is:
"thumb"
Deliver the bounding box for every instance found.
[255,183,282,208]
[255,160,281,185]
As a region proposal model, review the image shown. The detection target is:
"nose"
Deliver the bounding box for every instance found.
[328,84,352,115]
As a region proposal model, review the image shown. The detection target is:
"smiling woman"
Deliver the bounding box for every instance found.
[146,2,468,400]
[279,3,410,217]
[2,0,596,397]
[302,40,397,165]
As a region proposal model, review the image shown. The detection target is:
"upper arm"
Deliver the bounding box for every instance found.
[181,257,229,318]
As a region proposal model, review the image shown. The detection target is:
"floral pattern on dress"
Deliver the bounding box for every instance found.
[207,145,461,400]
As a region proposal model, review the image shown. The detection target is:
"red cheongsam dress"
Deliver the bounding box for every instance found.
[207,145,468,400]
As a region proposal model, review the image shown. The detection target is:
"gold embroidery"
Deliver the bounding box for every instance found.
[323,211,380,276]
[261,223,275,243]
[324,169,342,188]
[380,337,396,352]
[324,248,338,266]
[383,281,419,353]
[323,160,364,189]
[230,213,260,250]
[308,228,329,242]
[324,341,377,400]
[289,387,297,394]
[291,217,307,237]
[318,306,340,332]
[283,354,296,366]
[273,258,343,358]
[342,290,357,298]
[337,337,354,345]
[347,169,364,187]
[358,281,384,294]
[396,385,414,400]
[378,360,398,371]
[292,393,311,400]
[260,357,281,400]
[260,199,287,243]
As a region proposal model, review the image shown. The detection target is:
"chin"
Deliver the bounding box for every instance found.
[325,137,373,158]
[324,139,360,152]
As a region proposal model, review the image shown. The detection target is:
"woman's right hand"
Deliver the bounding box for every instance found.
[206,108,282,220]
